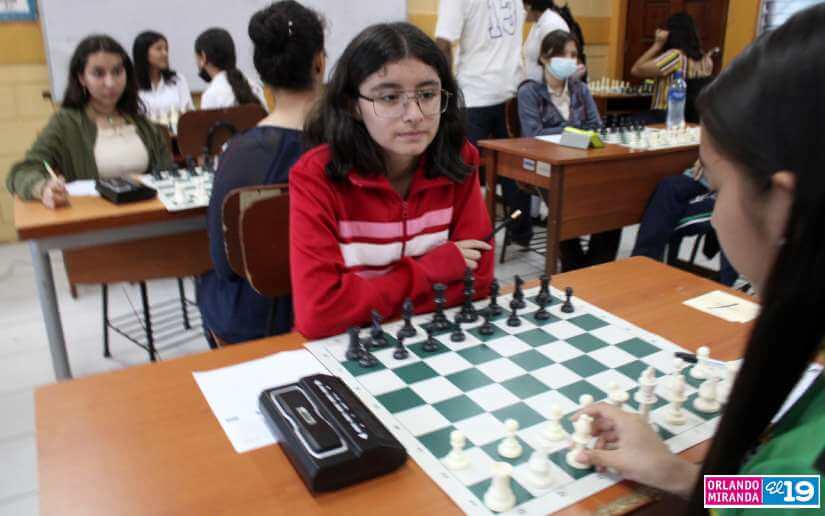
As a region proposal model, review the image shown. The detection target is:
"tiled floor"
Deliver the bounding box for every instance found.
[0,224,717,514]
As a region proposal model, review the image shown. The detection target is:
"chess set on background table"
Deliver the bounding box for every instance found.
[302,273,736,515]
[139,156,216,212]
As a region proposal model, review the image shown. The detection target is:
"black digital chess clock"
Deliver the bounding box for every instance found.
[259,374,407,492]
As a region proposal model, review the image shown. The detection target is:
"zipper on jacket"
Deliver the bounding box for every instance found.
[400,200,408,257]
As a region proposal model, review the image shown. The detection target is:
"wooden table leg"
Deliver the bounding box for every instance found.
[546,166,564,274]
[483,148,497,224]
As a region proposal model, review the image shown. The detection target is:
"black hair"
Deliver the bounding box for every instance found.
[62,34,142,117]
[132,31,178,91]
[538,29,579,64]
[688,4,825,514]
[248,0,324,90]
[525,2,588,68]
[194,28,263,108]
[304,22,470,183]
[665,12,703,61]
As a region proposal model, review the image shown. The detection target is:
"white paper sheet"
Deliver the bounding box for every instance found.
[535,134,563,144]
[193,349,328,453]
[65,180,99,197]
[683,290,760,323]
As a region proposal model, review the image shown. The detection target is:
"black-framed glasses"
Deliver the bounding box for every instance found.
[358,88,452,118]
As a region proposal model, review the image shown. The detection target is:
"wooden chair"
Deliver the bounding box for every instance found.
[504,96,521,138]
[176,104,267,159]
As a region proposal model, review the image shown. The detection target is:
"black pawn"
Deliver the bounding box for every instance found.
[393,333,409,360]
[513,275,526,309]
[359,348,378,368]
[487,278,503,316]
[370,309,388,347]
[450,313,466,342]
[346,327,362,361]
[423,325,440,352]
[399,298,417,338]
[507,298,522,327]
[561,286,575,313]
[479,309,495,336]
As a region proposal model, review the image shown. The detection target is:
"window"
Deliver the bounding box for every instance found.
[759,0,824,33]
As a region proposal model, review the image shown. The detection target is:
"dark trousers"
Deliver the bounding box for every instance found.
[559,230,622,272]
[466,103,534,242]
[632,174,737,286]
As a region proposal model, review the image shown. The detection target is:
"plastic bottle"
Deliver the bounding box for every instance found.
[666,71,687,129]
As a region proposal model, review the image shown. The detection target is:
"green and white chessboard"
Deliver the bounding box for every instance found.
[305,285,721,515]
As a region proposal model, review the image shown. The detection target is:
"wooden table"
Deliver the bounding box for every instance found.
[592,92,652,117]
[479,136,698,274]
[36,258,753,516]
[14,195,210,380]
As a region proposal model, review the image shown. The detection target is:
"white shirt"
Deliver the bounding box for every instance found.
[548,81,570,121]
[435,0,525,108]
[524,9,570,82]
[94,125,150,179]
[199,70,268,111]
[139,74,194,117]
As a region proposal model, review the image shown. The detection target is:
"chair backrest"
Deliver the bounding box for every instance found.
[239,186,291,298]
[504,97,522,138]
[177,104,267,158]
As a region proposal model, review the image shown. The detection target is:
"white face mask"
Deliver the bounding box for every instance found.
[546,57,578,80]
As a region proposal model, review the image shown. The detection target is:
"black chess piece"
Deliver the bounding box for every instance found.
[185,155,198,175]
[345,327,362,361]
[479,309,495,336]
[507,298,522,327]
[370,309,388,347]
[423,325,440,352]
[537,274,551,306]
[398,298,417,338]
[487,278,503,316]
[534,295,550,321]
[450,313,466,342]
[431,283,450,331]
[358,348,378,368]
[561,286,575,313]
[513,275,526,309]
[458,269,478,323]
[393,333,409,360]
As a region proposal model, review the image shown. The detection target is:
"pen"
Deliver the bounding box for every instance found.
[43,161,59,181]
[675,351,730,370]
[484,209,523,242]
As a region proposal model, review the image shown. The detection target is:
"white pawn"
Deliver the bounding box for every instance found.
[579,394,594,409]
[634,366,658,405]
[540,404,567,443]
[566,414,593,469]
[173,180,186,205]
[607,382,629,407]
[484,462,516,513]
[690,346,712,379]
[527,447,554,488]
[444,430,470,470]
[717,362,740,405]
[497,418,522,459]
[694,376,721,413]
[666,357,687,390]
[665,374,687,425]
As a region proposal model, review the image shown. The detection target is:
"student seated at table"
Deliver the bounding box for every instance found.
[517,29,620,271]
[196,0,325,345]
[574,6,825,513]
[194,28,267,111]
[630,12,715,124]
[632,160,738,286]
[290,22,494,339]
[133,31,194,118]
[6,35,173,208]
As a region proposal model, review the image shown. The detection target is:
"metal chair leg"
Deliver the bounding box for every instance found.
[177,278,190,330]
[139,281,156,362]
[102,284,111,357]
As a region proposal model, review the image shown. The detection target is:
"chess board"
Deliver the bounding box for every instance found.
[140,169,214,212]
[606,126,700,151]
[305,285,721,515]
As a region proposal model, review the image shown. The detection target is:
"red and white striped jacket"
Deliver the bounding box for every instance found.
[289,141,494,339]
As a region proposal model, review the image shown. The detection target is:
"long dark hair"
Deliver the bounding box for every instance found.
[62,34,142,116]
[525,1,587,68]
[133,31,178,90]
[688,4,825,514]
[248,0,324,90]
[194,28,262,108]
[539,29,579,64]
[665,12,702,60]
[304,22,470,183]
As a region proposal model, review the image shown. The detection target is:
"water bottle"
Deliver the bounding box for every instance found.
[666,71,687,129]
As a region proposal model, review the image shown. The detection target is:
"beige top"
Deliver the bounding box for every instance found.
[548,80,571,121]
[94,125,150,179]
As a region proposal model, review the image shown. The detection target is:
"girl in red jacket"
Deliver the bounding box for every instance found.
[290,22,494,339]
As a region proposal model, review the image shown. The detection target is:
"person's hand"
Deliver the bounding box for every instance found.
[37,178,70,209]
[455,240,492,270]
[573,403,699,497]
[654,29,670,46]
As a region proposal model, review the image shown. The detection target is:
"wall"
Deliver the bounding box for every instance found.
[722,0,760,68]
[0,21,52,242]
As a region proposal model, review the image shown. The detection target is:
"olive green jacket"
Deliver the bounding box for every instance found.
[6,107,174,200]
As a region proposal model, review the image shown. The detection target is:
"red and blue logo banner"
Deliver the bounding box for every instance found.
[704,475,820,509]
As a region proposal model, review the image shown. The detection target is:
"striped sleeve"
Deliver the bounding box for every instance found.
[655,49,685,75]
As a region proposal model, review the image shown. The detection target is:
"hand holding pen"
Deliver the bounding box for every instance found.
[39,161,70,209]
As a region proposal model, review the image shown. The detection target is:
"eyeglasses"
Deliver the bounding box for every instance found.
[358,88,452,118]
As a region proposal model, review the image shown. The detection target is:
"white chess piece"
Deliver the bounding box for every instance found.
[484,462,516,513]
[497,418,522,459]
[694,377,721,413]
[579,394,594,409]
[690,346,712,379]
[444,430,470,470]
[527,447,554,488]
[607,382,629,407]
[173,181,185,205]
[540,404,567,444]
[635,367,659,431]
[566,414,593,469]
[716,362,740,405]
[664,374,687,425]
